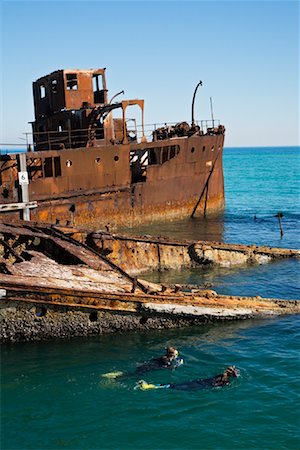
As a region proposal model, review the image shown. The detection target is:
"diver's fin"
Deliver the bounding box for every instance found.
[135,380,157,390]
[135,380,171,390]
[101,371,124,379]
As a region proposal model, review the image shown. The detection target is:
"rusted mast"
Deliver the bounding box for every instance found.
[191,80,203,126]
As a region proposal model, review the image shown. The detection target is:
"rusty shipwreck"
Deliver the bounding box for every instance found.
[1,221,299,343]
[0,68,225,229]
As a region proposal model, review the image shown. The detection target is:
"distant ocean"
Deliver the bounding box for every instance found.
[0,147,27,154]
[2,146,300,450]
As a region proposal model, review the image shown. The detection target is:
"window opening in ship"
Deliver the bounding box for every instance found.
[54,157,61,177]
[148,147,160,165]
[44,157,53,177]
[147,145,180,166]
[130,149,148,183]
[161,146,170,164]
[51,79,58,94]
[27,158,43,180]
[93,74,105,104]
[170,145,177,159]
[66,73,78,90]
[40,85,46,99]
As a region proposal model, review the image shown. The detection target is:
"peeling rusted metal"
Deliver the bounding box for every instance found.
[1,275,299,318]
[90,231,300,275]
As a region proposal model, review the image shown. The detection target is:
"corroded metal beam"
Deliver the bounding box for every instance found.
[90,231,300,275]
[1,275,299,318]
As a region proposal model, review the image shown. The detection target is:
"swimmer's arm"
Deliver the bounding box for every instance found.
[170,357,184,370]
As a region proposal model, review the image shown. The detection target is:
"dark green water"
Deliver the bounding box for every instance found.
[1,147,300,449]
[2,318,299,450]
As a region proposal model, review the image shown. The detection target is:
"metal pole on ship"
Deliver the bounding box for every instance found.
[18,153,30,221]
[210,96,214,128]
[191,80,203,127]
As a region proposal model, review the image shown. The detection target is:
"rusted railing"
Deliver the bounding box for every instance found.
[1,118,221,154]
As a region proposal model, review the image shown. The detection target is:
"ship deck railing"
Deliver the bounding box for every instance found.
[1,119,221,154]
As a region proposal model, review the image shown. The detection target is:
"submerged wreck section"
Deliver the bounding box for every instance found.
[0,222,299,343]
[1,283,299,343]
[89,231,300,274]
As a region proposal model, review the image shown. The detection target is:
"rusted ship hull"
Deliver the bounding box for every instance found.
[0,67,226,229]
[1,133,225,229]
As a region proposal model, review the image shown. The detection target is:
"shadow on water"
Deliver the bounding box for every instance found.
[121,213,226,243]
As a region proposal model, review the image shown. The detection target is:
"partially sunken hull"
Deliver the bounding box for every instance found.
[0,68,225,229]
[1,134,224,229]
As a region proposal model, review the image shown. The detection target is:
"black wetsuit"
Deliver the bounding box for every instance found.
[163,373,231,390]
[103,355,182,380]
[134,355,178,375]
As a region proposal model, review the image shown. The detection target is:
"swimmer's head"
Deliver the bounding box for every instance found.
[166,347,179,358]
[224,366,239,378]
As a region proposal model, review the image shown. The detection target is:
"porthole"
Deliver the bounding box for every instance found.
[2,188,9,198]
[191,147,195,153]
[66,160,72,167]
[89,311,98,322]
[35,305,47,317]
[202,146,206,152]
[211,145,215,152]
[95,157,101,165]
[114,155,119,162]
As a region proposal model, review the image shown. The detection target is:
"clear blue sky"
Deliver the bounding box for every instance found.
[0,0,299,147]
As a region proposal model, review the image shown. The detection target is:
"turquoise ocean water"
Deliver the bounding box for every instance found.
[1,146,300,450]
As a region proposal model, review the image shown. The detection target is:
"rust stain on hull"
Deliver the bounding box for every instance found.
[90,231,300,275]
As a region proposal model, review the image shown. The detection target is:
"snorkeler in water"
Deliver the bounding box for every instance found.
[102,347,184,379]
[136,366,239,390]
